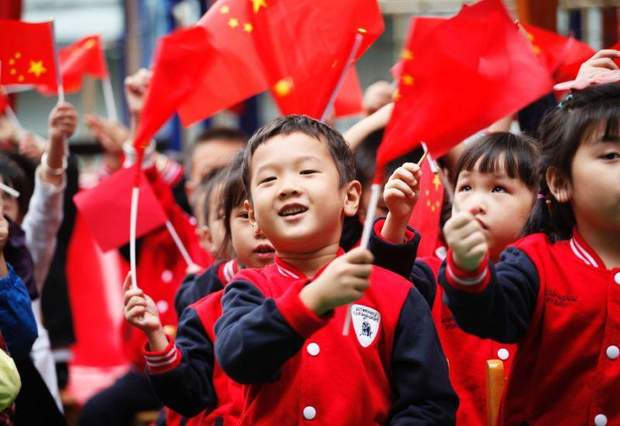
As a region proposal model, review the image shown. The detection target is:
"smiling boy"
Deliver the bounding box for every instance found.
[214,115,457,425]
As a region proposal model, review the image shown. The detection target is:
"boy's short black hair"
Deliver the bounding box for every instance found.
[453,132,540,189]
[242,115,356,198]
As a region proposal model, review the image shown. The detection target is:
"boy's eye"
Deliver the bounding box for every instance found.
[258,176,276,185]
[300,169,318,175]
[492,185,507,193]
[600,152,620,160]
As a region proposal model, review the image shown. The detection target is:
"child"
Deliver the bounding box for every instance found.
[212,115,457,424]
[371,132,540,425]
[124,152,274,425]
[438,83,620,425]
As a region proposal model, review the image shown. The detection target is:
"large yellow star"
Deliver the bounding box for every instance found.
[27,60,47,78]
[251,0,267,13]
[432,174,442,191]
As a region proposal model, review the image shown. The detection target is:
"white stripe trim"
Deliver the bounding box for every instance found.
[147,353,179,368]
[223,260,236,282]
[145,346,176,362]
[446,264,488,287]
[276,264,300,279]
[569,239,591,266]
[571,238,599,268]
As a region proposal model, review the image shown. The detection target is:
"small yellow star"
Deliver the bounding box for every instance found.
[274,78,293,97]
[18,75,24,82]
[220,5,230,14]
[531,44,541,55]
[228,18,239,28]
[10,69,16,75]
[432,174,442,191]
[14,52,21,59]
[251,0,267,13]
[27,60,47,78]
[401,49,413,60]
[8,59,15,65]
[402,74,414,86]
[243,23,253,32]
[425,190,430,196]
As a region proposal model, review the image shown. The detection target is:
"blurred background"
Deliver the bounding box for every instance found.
[3,0,619,154]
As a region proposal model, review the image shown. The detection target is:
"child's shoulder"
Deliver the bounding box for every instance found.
[369,264,414,296]
[510,233,570,259]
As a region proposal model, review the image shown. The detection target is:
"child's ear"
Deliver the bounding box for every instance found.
[343,180,362,217]
[546,167,572,203]
[198,225,215,253]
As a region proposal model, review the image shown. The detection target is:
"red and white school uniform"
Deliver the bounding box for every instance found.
[214,252,457,425]
[369,219,516,426]
[440,231,620,426]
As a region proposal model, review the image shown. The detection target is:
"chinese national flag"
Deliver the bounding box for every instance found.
[0,20,57,87]
[39,34,108,94]
[179,0,383,125]
[133,26,213,154]
[333,66,364,118]
[376,0,553,177]
[520,23,572,73]
[554,37,595,83]
[409,157,444,257]
[73,167,167,252]
[269,0,383,119]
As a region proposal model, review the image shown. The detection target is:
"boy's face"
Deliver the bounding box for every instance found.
[452,158,535,259]
[229,204,274,268]
[247,132,360,253]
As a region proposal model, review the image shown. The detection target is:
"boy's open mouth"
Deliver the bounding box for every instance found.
[278,203,308,217]
[253,244,275,255]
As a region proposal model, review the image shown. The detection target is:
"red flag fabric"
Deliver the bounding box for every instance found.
[73,167,168,252]
[333,66,364,118]
[391,17,444,81]
[376,0,553,178]
[133,26,213,154]
[38,34,108,95]
[408,157,444,257]
[554,37,595,83]
[520,23,573,73]
[179,0,383,125]
[269,0,383,119]
[0,20,58,87]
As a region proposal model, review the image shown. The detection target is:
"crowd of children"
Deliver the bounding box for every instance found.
[0,14,619,426]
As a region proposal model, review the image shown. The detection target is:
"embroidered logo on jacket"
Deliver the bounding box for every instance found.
[351,304,381,347]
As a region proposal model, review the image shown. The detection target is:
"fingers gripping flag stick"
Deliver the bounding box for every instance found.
[342,145,428,335]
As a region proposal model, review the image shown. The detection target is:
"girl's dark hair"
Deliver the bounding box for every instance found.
[201,166,227,226]
[524,83,620,241]
[0,153,34,221]
[452,132,541,190]
[219,152,247,260]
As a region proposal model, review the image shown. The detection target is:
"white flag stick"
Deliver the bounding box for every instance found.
[165,220,197,269]
[320,33,364,123]
[129,186,140,289]
[102,76,118,122]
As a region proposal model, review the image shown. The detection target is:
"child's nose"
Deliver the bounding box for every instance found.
[278,176,301,199]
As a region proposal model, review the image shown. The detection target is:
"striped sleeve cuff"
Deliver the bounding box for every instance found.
[276,280,331,338]
[373,218,416,243]
[144,336,182,374]
[445,250,490,293]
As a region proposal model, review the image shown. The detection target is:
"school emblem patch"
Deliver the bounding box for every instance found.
[351,304,381,348]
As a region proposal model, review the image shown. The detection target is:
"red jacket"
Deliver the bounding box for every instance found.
[441,232,620,426]
[368,219,515,425]
[215,254,457,425]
